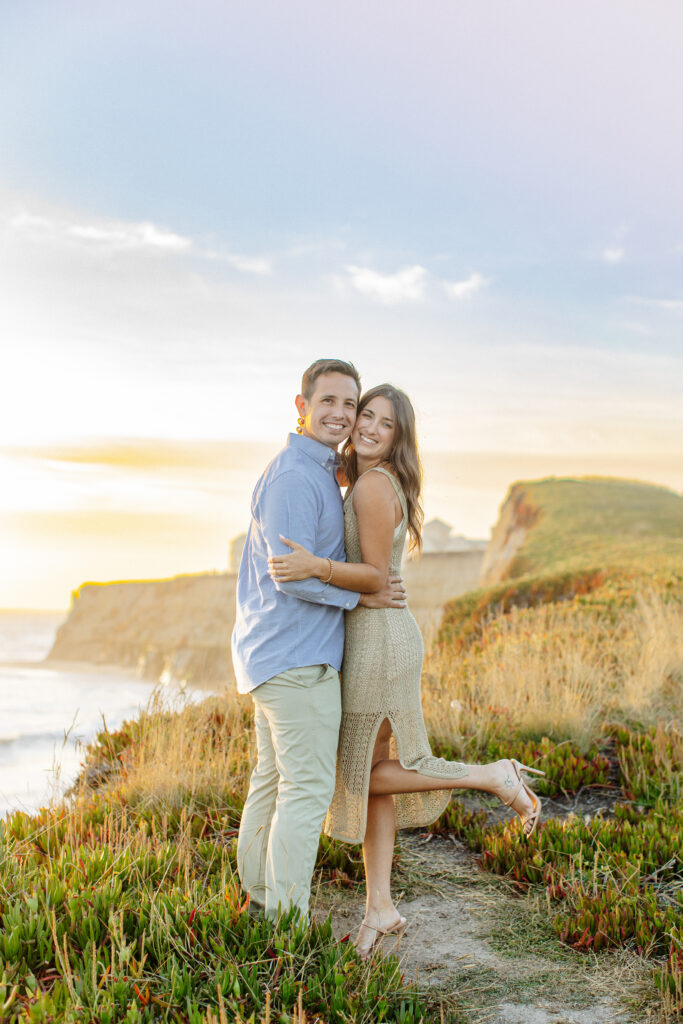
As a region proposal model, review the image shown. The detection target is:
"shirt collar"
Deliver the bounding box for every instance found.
[287,432,340,470]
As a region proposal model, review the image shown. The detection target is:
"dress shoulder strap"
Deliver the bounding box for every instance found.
[363,466,407,515]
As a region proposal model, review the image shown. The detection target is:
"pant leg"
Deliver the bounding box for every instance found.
[236,699,279,908]
[255,664,341,920]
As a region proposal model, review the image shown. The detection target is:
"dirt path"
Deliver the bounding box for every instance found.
[314,831,650,1024]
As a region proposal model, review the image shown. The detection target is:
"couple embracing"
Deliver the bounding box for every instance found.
[231,358,542,958]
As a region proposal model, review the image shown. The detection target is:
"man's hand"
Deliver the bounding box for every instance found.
[358,575,406,609]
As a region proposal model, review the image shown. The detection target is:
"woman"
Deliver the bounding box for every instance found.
[268,384,543,957]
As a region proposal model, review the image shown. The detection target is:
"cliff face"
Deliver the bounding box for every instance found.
[48,573,237,686]
[478,483,539,586]
[402,550,485,639]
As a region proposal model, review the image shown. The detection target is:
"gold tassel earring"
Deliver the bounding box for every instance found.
[296,416,305,434]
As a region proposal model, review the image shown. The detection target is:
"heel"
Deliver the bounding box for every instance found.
[355,915,407,960]
[511,758,545,777]
[505,760,543,837]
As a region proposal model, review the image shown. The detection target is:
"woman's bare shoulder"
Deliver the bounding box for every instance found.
[352,467,399,514]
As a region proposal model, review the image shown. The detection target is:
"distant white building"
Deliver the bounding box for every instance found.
[412,518,488,558]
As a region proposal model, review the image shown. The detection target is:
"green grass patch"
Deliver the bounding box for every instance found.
[499,477,683,581]
[0,798,435,1024]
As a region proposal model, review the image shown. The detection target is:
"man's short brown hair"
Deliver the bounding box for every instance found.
[301,359,361,400]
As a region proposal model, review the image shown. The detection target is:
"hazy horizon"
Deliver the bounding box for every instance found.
[2,435,680,611]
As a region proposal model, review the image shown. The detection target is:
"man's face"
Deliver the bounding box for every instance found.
[295,372,359,449]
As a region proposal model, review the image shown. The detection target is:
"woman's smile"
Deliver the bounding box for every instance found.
[352,396,396,463]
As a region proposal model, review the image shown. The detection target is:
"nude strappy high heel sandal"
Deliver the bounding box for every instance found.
[355,915,407,960]
[500,759,545,837]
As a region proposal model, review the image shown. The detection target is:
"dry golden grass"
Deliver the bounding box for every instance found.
[76,689,255,815]
[77,593,682,811]
[422,590,683,758]
[619,592,683,725]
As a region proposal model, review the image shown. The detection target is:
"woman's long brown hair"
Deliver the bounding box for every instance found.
[341,384,424,554]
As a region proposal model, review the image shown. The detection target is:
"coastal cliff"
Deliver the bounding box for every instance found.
[478,482,540,585]
[48,573,237,686]
[479,476,683,588]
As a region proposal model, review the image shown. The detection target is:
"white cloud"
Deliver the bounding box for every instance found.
[10,213,53,231]
[11,210,191,252]
[602,246,625,263]
[226,254,271,275]
[68,221,191,251]
[345,264,427,304]
[10,208,276,272]
[205,250,272,274]
[443,271,490,300]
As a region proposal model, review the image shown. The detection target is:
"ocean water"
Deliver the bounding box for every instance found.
[0,612,203,819]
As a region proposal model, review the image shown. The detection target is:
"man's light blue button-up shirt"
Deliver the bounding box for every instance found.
[231,433,360,694]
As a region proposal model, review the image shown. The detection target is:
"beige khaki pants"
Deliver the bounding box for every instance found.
[237,664,341,919]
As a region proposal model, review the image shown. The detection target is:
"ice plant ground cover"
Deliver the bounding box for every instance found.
[1,477,682,1021]
[0,801,430,1023]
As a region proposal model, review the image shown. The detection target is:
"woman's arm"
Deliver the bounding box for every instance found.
[268,471,401,593]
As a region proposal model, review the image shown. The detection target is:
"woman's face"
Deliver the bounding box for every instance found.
[352,395,396,462]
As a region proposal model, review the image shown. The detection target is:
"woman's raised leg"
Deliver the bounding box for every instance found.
[369,757,542,836]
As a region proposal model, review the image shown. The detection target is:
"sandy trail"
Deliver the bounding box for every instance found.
[315,831,647,1024]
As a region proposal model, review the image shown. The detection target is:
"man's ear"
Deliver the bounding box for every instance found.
[295,394,306,417]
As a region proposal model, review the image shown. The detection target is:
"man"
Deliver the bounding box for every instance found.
[232,358,405,920]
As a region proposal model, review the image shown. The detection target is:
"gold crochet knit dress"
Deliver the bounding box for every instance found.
[323,466,469,844]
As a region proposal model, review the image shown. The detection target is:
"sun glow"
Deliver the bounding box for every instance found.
[2,439,681,611]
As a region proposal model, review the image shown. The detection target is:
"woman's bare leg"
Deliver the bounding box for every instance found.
[356,723,404,952]
[362,795,398,916]
[369,758,536,819]
[357,737,538,953]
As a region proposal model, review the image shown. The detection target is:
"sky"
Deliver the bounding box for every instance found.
[1,0,682,609]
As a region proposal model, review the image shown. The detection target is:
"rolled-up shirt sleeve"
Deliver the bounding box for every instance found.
[257,469,360,610]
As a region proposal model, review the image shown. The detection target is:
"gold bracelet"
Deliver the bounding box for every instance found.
[322,557,334,584]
